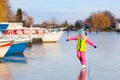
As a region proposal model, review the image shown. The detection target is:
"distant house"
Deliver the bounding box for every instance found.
[115,21,120,31]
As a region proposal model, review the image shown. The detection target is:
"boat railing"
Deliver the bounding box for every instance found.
[46,27,66,33]
[0,29,31,39]
[0,27,66,39]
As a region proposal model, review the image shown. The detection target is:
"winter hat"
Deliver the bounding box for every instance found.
[79,29,85,35]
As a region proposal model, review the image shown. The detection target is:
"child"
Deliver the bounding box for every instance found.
[66,29,97,69]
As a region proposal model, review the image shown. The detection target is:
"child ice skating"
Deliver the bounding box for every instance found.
[66,29,97,69]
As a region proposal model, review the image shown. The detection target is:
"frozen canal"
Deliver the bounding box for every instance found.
[1,31,120,80]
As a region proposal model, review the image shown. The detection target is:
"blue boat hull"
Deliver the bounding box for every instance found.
[7,42,28,54]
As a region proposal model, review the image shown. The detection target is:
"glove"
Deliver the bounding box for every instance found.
[66,39,68,41]
[85,32,87,35]
[94,46,97,48]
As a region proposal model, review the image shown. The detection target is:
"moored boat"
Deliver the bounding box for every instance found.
[41,28,64,42]
[0,22,65,43]
[0,23,32,54]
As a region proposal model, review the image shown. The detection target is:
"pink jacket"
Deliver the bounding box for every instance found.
[68,35,96,51]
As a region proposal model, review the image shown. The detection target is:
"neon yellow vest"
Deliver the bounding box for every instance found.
[77,36,88,52]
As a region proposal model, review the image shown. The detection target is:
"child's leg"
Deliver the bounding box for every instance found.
[77,51,82,62]
[80,52,86,66]
[77,51,86,66]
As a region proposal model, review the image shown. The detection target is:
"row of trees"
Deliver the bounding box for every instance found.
[40,10,117,31]
[73,11,116,31]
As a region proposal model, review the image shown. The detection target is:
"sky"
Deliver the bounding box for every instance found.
[10,0,120,24]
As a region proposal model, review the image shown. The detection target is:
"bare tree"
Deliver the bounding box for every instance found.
[22,11,34,27]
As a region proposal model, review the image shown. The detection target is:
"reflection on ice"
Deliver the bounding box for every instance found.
[0,62,13,80]
[2,53,27,63]
[78,69,87,80]
[24,43,62,58]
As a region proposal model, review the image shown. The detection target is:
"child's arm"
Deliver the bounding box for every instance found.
[67,36,78,41]
[86,38,97,48]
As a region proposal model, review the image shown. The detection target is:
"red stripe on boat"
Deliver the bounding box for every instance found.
[0,42,12,47]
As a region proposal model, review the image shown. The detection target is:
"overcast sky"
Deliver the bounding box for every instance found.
[10,0,120,24]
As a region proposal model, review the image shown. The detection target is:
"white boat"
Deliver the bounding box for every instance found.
[19,27,64,42]
[41,28,64,42]
[0,23,32,54]
[0,23,65,42]
[0,39,13,58]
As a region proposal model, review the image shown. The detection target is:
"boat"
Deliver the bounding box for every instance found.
[41,28,64,42]
[0,22,65,43]
[0,39,13,58]
[0,23,32,54]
